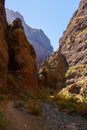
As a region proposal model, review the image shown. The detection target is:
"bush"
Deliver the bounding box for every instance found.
[40,87,54,102]
[55,94,87,116]
[56,98,77,114]
[26,100,42,116]
[0,110,9,130]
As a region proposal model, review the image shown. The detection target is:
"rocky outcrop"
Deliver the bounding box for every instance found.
[6,9,53,68]
[59,0,87,87]
[7,18,38,93]
[55,0,87,105]
[0,0,8,88]
[39,52,67,90]
[59,0,87,67]
[38,0,87,115]
[0,0,39,95]
[39,0,87,98]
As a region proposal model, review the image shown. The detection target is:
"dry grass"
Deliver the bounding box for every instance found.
[0,110,9,130]
[25,99,42,116]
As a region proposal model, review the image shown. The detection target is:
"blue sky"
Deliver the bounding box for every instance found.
[5,0,80,50]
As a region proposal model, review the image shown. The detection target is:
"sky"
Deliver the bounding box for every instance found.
[5,0,80,51]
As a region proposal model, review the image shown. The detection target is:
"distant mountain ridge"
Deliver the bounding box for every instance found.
[6,9,53,68]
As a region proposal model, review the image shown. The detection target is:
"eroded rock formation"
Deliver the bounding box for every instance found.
[39,0,87,101]
[6,9,53,69]
[56,0,87,103]
[7,18,38,93]
[59,0,87,87]
[0,0,39,95]
[39,52,67,90]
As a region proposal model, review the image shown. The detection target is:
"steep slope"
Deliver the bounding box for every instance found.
[39,0,87,103]
[0,0,39,95]
[6,9,53,68]
[39,52,67,90]
[59,0,87,67]
[59,0,87,86]
[7,18,39,94]
[0,0,8,88]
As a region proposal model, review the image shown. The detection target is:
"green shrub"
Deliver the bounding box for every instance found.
[57,98,77,114]
[20,90,38,102]
[0,110,9,130]
[40,87,54,102]
[26,100,42,116]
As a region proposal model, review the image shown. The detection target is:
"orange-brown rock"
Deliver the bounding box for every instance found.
[7,18,39,94]
[0,0,8,88]
[0,0,39,95]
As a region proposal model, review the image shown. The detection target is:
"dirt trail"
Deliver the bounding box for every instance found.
[4,101,46,130]
[4,101,87,130]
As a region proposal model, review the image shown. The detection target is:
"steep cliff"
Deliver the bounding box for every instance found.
[60,0,87,67]
[0,0,8,88]
[0,0,39,95]
[39,0,87,103]
[7,18,39,94]
[6,9,53,68]
[57,0,87,105]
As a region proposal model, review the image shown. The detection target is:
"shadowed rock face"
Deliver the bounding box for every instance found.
[39,0,87,96]
[7,18,39,93]
[0,0,8,88]
[0,0,39,94]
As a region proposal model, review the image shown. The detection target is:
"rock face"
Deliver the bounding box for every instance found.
[6,9,53,68]
[39,52,67,90]
[0,0,8,88]
[59,0,87,67]
[0,0,39,95]
[7,18,38,93]
[39,0,87,98]
[56,0,87,105]
[59,0,87,87]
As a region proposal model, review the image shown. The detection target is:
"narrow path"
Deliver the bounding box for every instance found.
[4,101,46,130]
[3,101,87,130]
